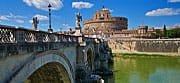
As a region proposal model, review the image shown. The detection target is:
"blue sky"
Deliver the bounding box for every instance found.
[0,0,180,32]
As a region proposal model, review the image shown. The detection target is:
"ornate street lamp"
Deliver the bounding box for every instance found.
[48,3,53,33]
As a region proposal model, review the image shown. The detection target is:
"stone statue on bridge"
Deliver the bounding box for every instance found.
[76,12,82,29]
[33,17,39,31]
[74,12,82,36]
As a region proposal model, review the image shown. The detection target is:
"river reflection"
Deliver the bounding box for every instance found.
[105,56,180,83]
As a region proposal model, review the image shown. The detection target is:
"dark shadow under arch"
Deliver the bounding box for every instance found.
[25,62,70,83]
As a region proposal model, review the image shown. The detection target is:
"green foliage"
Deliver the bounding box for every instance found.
[155,34,161,38]
[163,24,167,37]
[167,28,180,38]
[155,28,180,38]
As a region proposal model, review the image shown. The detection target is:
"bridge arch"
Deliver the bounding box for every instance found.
[10,51,74,83]
[25,62,70,83]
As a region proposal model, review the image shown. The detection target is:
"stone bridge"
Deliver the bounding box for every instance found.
[0,25,111,83]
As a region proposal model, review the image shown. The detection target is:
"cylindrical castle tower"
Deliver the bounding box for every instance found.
[83,9,128,35]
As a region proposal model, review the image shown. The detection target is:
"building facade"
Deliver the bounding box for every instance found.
[83,8,128,37]
[110,26,162,39]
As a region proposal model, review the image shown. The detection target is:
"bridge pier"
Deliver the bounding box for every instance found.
[75,38,113,82]
[98,41,112,71]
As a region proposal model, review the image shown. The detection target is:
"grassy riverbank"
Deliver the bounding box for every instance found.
[113,53,166,57]
[112,49,180,56]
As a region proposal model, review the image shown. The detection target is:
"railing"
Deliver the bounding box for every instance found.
[0,25,101,56]
[83,36,95,43]
[0,27,16,43]
[0,25,82,43]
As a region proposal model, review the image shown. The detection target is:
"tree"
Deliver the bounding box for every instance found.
[163,24,167,37]
[167,28,180,38]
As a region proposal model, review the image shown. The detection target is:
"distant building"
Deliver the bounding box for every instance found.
[110,26,164,39]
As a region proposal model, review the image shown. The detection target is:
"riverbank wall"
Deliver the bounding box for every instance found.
[108,39,180,56]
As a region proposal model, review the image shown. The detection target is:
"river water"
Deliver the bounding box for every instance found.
[104,56,180,83]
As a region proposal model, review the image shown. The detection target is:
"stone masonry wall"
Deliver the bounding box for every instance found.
[134,40,180,52]
[108,39,180,53]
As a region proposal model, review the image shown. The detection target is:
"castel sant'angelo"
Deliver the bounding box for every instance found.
[83,7,167,39]
[83,7,128,35]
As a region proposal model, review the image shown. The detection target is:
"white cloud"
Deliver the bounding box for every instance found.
[16,19,24,23]
[103,8,114,12]
[23,0,63,11]
[168,0,180,2]
[72,1,94,9]
[0,16,9,20]
[153,24,180,29]
[6,13,26,19]
[41,24,48,27]
[62,24,73,31]
[145,8,180,16]
[0,13,26,23]
[1,13,26,19]
[174,23,180,26]
[34,14,48,20]
[63,24,72,28]
[29,20,33,23]
[29,14,48,25]
[29,14,48,24]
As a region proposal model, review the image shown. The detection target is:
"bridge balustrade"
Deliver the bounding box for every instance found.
[70,36,78,43]
[66,35,71,43]
[62,35,69,43]
[0,27,16,43]
[0,25,101,47]
[0,25,104,58]
[0,25,89,44]
[24,31,36,42]
[83,37,95,43]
